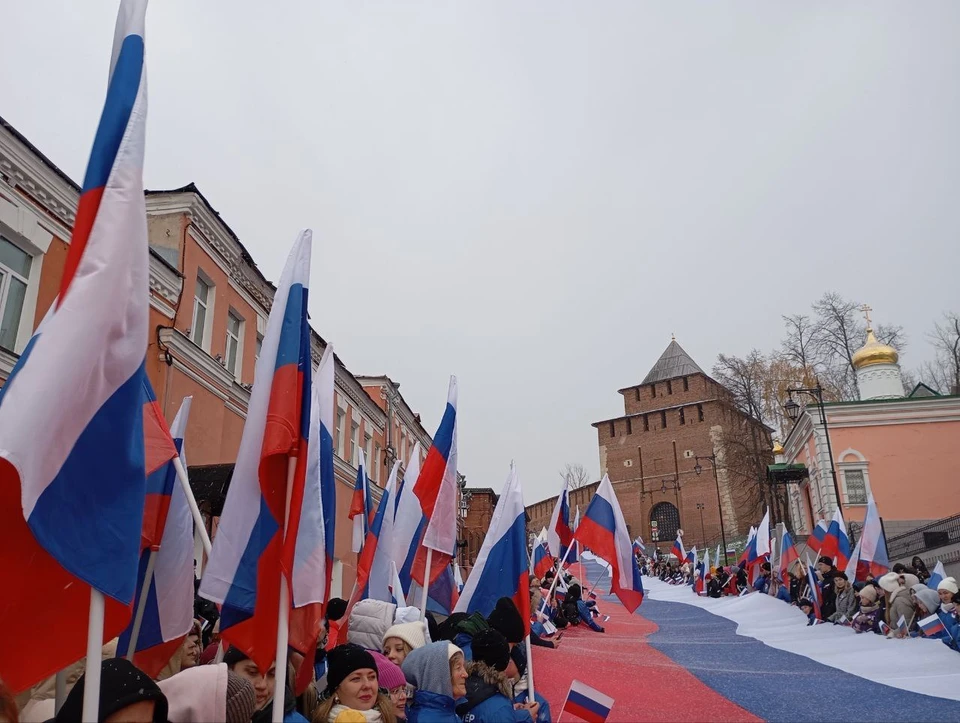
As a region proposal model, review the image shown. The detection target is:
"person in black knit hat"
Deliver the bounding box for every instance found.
[487,597,525,645]
[457,629,537,722]
[314,643,396,723]
[56,658,168,723]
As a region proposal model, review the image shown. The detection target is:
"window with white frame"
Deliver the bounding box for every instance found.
[191,275,212,348]
[350,421,360,466]
[254,332,263,366]
[365,432,374,479]
[0,236,32,351]
[844,469,868,505]
[335,408,345,458]
[225,311,243,377]
[374,442,382,483]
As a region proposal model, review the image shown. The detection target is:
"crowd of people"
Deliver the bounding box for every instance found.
[645,550,960,651]
[3,576,572,723]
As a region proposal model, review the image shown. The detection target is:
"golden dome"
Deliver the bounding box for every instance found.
[772,441,784,455]
[852,328,899,369]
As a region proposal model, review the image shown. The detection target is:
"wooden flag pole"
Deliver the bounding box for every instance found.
[174,457,212,556]
[81,589,105,722]
[419,548,433,621]
[525,633,536,703]
[272,457,297,723]
[125,549,158,660]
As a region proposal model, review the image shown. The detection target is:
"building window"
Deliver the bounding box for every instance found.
[350,421,360,466]
[679,408,686,425]
[0,235,31,351]
[635,388,641,401]
[626,417,633,435]
[191,275,212,348]
[606,421,614,438]
[225,311,243,377]
[643,414,649,432]
[365,432,374,477]
[335,408,345,458]
[650,384,656,398]
[666,379,673,395]
[844,469,868,505]
[697,404,704,422]
[374,442,382,482]
[255,332,263,365]
[683,376,689,392]
[660,411,667,429]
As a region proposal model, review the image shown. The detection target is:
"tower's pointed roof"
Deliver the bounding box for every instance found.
[641,338,705,384]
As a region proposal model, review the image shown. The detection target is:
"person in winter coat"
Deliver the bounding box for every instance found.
[851,584,883,634]
[879,571,920,638]
[912,556,931,584]
[224,647,309,723]
[938,577,959,616]
[456,629,536,723]
[798,598,817,625]
[753,562,773,594]
[383,622,428,668]
[402,642,467,723]
[562,585,604,632]
[349,599,400,652]
[157,663,257,723]
[788,565,805,604]
[828,572,857,623]
[311,644,396,723]
[817,557,840,620]
[56,659,168,723]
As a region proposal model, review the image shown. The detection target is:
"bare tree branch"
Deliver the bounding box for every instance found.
[560,462,591,489]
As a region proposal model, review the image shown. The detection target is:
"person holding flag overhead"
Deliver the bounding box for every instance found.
[0,0,152,702]
[199,230,314,722]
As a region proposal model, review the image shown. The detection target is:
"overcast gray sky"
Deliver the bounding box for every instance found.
[3,2,958,502]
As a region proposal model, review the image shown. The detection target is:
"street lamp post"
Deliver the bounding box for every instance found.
[784,382,842,516]
[694,455,728,565]
[696,503,705,548]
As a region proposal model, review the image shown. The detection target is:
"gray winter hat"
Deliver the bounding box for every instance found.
[914,587,941,615]
[402,641,460,699]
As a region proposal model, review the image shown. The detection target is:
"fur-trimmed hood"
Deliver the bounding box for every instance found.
[456,661,513,717]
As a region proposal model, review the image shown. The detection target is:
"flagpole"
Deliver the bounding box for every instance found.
[125,549,158,660]
[82,589,105,722]
[539,541,576,618]
[419,548,433,621]
[525,633,536,703]
[584,562,609,601]
[174,457,212,556]
[272,457,297,723]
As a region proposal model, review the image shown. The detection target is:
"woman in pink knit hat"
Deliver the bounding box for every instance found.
[371,651,409,721]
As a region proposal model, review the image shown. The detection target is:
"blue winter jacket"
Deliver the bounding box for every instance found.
[935,609,960,651]
[406,690,461,723]
[514,691,552,723]
[775,585,792,603]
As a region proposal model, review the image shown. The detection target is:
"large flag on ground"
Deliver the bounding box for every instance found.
[857,494,889,579]
[0,0,150,692]
[454,463,529,631]
[119,397,195,677]
[547,482,575,562]
[199,231,313,670]
[350,450,372,553]
[575,475,644,613]
[778,529,799,584]
[820,507,851,570]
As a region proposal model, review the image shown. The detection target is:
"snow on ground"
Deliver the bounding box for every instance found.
[645,576,960,702]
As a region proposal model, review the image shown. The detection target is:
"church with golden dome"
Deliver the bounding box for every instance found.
[777,306,960,576]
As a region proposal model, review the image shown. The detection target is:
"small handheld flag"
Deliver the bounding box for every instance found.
[562,680,614,723]
[918,613,946,637]
[897,614,908,634]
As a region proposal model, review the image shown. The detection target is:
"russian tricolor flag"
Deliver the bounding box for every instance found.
[533,539,554,580]
[0,0,150,693]
[351,459,401,606]
[857,494,889,579]
[804,554,822,620]
[562,680,614,723]
[820,508,851,570]
[453,463,530,633]
[575,475,644,613]
[778,529,799,584]
[350,449,372,554]
[547,482,575,563]
[119,397,195,677]
[927,561,947,591]
[809,518,829,554]
[199,231,313,670]
[918,613,947,637]
[671,534,686,564]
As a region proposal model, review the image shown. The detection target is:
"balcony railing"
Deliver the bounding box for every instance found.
[886,512,960,561]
